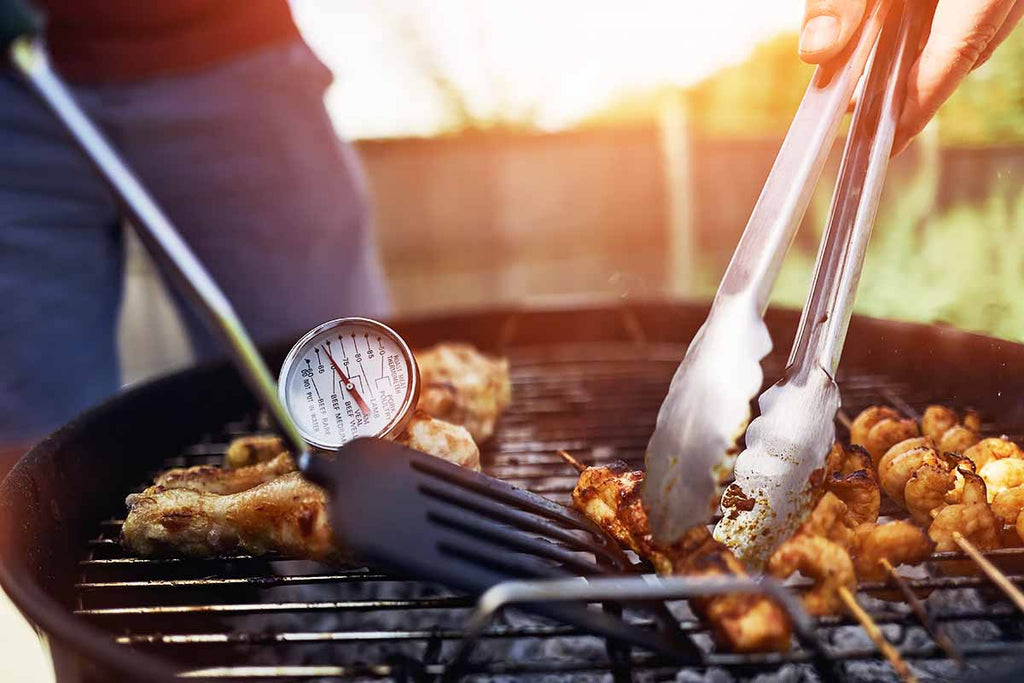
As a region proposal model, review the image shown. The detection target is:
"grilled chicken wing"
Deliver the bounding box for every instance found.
[225,434,287,469]
[571,461,792,652]
[122,472,340,561]
[415,343,511,442]
[126,415,481,558]
[154,452,296,494]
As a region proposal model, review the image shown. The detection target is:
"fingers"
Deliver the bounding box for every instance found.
[976,0,1024,68]
[895,0,1019,152]
[800,0,869,63]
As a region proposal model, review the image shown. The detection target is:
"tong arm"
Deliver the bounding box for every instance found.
[718,0,892,312]
[787,0,932,378]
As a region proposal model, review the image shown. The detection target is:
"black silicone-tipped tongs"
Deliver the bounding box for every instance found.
[0,0,697,655]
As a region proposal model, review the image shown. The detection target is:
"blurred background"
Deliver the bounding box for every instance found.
[121,0,1023,385]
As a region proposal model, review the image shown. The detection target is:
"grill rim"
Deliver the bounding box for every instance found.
[6,300,1024,681]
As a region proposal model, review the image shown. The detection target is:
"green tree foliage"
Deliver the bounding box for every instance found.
[685,25,1024,144]
[765,147,1024,341]
[686,32,813,138]
[937,26,1024,145]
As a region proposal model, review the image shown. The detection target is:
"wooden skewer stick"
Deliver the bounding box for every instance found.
[557,450,587,474]
[878,558,963,668]
[837,585,917,682]
[836,409,853,431]
[952,531,1024,614]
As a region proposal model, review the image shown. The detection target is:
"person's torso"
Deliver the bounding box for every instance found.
[38,0,300,83]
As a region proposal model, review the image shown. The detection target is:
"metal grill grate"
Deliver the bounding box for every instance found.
[76,342,1024,680]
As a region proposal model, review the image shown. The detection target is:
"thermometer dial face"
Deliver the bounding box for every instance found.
[278,318,419,451]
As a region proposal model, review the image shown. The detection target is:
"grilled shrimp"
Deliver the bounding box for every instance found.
[879,444,942,507]
[928,502,1001,553]
[992,485,1024,524]
[827,443,874,478]
[979,457,1024,502]
[768,535,856,616]
[947,467,988,506]
[801,492,857,551]
[854,520,934,582]
[905,464,954,525]
[927,407,981,453]
[921,406,959,442]
[826,470,880,526]
[938,425,981,455]
[964,437,1024,471]
[850,406,920,464]
[850,406,901,445]
[876,437,933,492]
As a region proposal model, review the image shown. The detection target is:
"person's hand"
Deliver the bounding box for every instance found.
[798,0,1023,152]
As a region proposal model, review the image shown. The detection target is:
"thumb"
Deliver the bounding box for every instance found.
[800,0,868,63]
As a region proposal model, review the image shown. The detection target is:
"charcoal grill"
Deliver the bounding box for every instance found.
[4,301,1024,682]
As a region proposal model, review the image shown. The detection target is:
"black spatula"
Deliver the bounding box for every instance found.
[299,437,696,656]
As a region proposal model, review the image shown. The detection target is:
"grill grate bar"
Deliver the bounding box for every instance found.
[76,571,392,591]
[109,602,1024,649]
[76,596,474,617]
[79,554,286,566]
[117,623,584,646]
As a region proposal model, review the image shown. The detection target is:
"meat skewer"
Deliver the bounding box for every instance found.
[950,531,1024,615]
[855,404,1024,617]
[835,586,916,682]
[558,451,793,653]
[876,556,964,667]
[767,479,918,682]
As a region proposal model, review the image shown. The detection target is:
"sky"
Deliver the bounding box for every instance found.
[291,0,805,139]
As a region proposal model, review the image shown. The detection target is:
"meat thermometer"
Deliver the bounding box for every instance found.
[278,318,420,451]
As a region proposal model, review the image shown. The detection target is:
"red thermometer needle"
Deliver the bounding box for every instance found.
[322,344,370,416]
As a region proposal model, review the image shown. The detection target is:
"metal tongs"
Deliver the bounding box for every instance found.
[646,0,931,565]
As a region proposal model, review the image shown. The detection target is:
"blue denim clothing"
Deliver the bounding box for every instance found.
[0,41,390,443]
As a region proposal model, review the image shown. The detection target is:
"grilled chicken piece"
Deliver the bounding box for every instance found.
[225,434,287,469]
[154,452,296,494]
[571,461,792,652]
[415,343,511,442]
[395,410,481,471]
[122,473,341,561]
[218,413,479,479]
[126,415,481,559]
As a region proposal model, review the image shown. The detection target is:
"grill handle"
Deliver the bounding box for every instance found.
[6,31,312,465]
